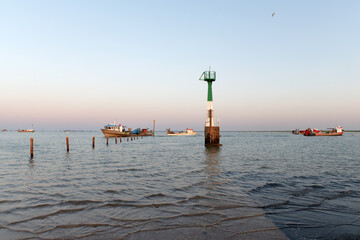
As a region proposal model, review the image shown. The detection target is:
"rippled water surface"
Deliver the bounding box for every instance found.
[0,131,359,239]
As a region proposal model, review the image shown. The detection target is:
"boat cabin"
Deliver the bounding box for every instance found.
[186,128,194,133]
[104,124,123,132]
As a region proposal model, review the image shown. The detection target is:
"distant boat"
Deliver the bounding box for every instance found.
[2,129,7,132]
[304,126,343,136]
[18,129,35,132]
[101,121,152,137]
[166,128,197,136]
[292,129,305,134]
[18,124,35,132]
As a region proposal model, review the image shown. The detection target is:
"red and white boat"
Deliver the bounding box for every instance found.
[292,129,305,134]
[304,126,343,136]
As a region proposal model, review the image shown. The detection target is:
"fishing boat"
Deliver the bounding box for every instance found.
[18,129,35,132]
[292,129,305,134]
[18,124,35,132]
[2,129,7,132]
[166,128,197,136]
[304,126,343,136]
[101,122,152,137]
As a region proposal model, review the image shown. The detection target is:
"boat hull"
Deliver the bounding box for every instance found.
[305,132,343,136]
[166,132,197,136]
[101,129,152,137]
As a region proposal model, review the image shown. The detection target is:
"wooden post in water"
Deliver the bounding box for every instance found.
[131,136,133,141]
[120,136,122,143]
[30,138,34,158]
[115,137,117,144]
[141,136,143,139]
[153,120,156,136]
[127,136,129,141]
[106,137,109,145]
[66,137,69,152]
[93,136,95,149]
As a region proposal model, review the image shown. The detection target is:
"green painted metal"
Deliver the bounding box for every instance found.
[199,70,216,101]
[207,81,213,101]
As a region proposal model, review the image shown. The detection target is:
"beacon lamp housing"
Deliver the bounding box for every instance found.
[199,71,216,82]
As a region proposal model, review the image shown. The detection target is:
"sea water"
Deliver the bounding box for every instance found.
[0,131,359,239]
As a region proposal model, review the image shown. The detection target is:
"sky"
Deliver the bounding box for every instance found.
[1,0,359,131]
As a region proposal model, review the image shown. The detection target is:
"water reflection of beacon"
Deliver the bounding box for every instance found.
[199,69,222,146]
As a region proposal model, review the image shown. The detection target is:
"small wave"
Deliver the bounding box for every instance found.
[104,189,119,194]
[331,233,360,240]
[174,181,204,191]
[182,168,203,175]
[325,190,354,200]
[46,193,67,198]
[212,204,257,210]
[307,184,325,189]
[259,166,271,169]
[187,195,218,201]
[117,168,143,172]
[292,188,311,197]
[0,199,21,204]
[8,207,87,225]
[177,195,218,204]
[145,193,166,198]
[61,199,102,205]
[1,203,54,214]
[218,213,266,223]
[170,212,216,218]
[307,202,322,208]
[101,202,175,209]
[261,200,290,209]
[293,175,319,180]
[37,223,112,234]
[251,182,284,192]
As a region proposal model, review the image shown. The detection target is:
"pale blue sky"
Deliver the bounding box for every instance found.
[1,0,359,130]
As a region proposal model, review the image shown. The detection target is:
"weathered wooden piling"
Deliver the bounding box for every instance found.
[153,120,155,136]
[120,136,122,142]
[93,136,95,148]
[131,136,133,141]
[30,138,34,158]
[66,137,69,152]
[115,137,117,143]
[127,136,129,141]
[106,137,109,145]
[141,136,143,139]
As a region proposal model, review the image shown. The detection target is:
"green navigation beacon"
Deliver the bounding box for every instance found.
[199,69,222,146]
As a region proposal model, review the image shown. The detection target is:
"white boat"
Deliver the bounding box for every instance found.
[166,128,197,136]
[18,129,35,132]
[101,121,152,137]
[18,124,35,132]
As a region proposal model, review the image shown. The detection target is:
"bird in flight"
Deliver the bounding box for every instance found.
[272,12,275,17]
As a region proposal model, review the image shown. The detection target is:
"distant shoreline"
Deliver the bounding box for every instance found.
[3,130,360,132]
